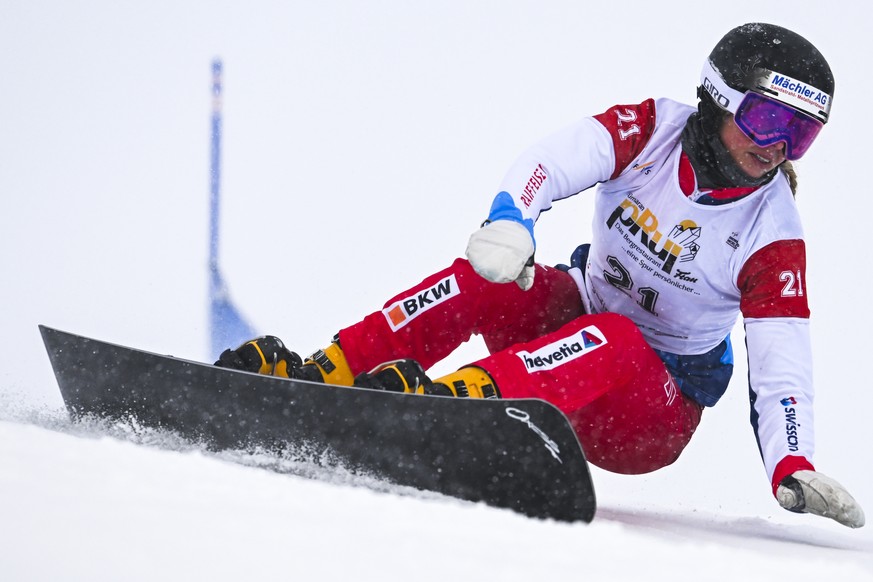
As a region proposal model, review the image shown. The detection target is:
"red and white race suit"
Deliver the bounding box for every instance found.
[338,98,814,492]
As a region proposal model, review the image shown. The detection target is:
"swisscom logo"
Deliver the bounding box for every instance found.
[382,274,460,331]
[781,396,800,452]
[517,326,607,372]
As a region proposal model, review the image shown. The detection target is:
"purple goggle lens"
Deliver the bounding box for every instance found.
[733,92,824,160]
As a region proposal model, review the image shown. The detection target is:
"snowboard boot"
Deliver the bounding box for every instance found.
[215,335,355,386]
[300,340,355,386]
[216,337,499,399]
[354,359,434,393]
[430,366,500,399]
[215,335,303,377]
[355,361,500,399]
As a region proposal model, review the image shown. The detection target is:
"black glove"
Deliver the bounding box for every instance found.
[215,336,302,378]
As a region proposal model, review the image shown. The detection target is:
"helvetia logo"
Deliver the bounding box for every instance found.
[383,274,460,331]
[517,326,607,372]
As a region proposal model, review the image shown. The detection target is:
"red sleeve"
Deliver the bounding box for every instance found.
[592,99,657,179]
[771,455,815,496]
[738,239,810,319]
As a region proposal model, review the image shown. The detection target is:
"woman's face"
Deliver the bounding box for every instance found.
[719,117,787,178]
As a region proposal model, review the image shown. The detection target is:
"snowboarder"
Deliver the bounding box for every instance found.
[217,23,864,528]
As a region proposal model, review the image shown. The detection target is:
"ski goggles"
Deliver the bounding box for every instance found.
[700,59,831,160]
[733,92,823,160]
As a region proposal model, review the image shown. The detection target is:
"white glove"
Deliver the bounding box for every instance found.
[465,220,535,290]
[777,470,865,528]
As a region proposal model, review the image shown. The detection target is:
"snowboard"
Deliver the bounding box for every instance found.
[39,325,596,522]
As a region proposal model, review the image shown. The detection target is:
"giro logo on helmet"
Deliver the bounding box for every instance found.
[702,76,731,109]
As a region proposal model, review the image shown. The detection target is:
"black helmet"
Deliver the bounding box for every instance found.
[701,23,834,124]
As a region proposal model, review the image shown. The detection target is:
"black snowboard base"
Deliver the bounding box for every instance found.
[39,325,596,522]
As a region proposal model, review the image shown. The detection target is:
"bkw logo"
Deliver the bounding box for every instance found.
[383,274,460,331]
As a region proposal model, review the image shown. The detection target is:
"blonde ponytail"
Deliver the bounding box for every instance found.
[781,161,798,197]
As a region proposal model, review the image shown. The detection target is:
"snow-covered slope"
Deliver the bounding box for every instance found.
[1,409,869,581]
[2,2,872,580]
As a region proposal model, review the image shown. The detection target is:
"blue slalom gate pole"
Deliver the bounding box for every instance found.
[209,58,257,358]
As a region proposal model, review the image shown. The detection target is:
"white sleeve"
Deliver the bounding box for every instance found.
[745,317,815,485]
[496,117,616,224]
